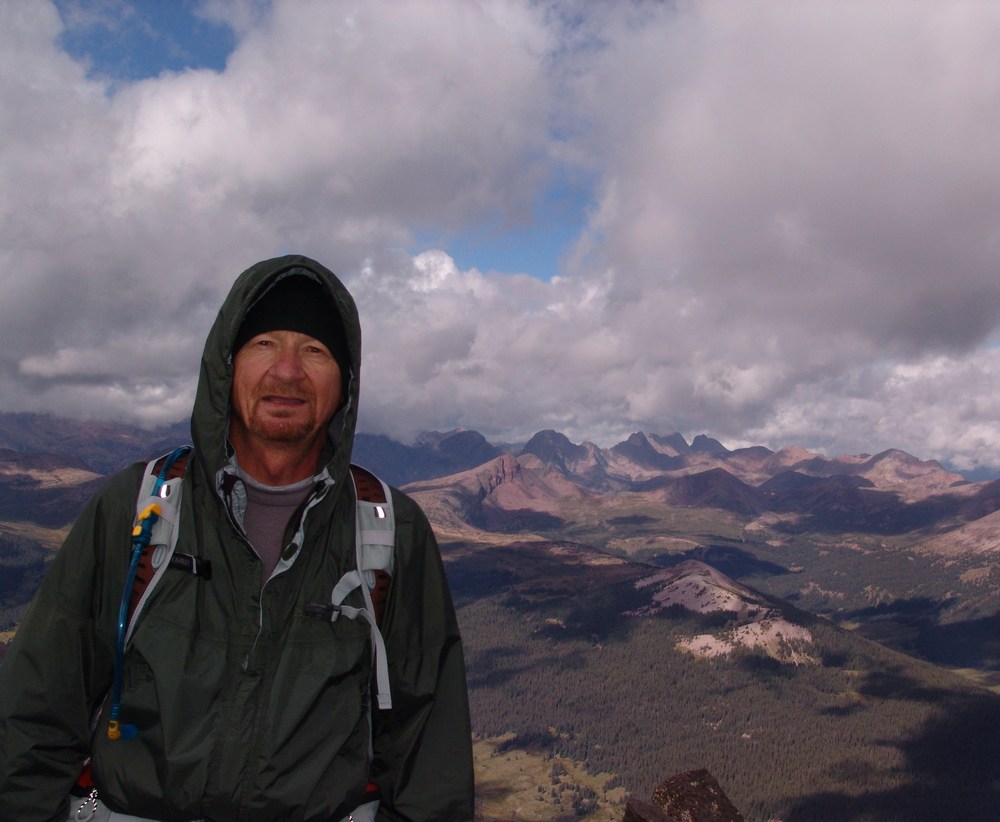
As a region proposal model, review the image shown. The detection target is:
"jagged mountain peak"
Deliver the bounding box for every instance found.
[610,433,685,476]
[520,429,588,466]
[851,448,969,498]
[648,432,691,455]
[773,444,818,463]
[861,447,954,475]
[416,428,495,456]
[690,434,729,455]
[620,431,655,453]
[519,431,616,490]
[475,453,521,495]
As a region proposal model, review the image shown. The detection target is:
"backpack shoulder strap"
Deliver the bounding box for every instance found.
[349,464,395,624]
[340,472,394,822]
[321,464,396,710]
[107,445,193,741]
[126,446,195,643]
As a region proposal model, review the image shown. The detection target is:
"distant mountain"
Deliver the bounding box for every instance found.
[404,431,997,541]
[610,432,685,474]
[690,433,729,455]
[0,411,975,501]
[635,468,769,517]
[0,412,190,475]
[2,412,996,549]
[353,429,503,486]
[649,431,691,455]
[4,410,991,545]
[402,433,1000,680]
[521,429,614,489]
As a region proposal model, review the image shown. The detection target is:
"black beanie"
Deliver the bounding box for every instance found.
[233,276,351,380]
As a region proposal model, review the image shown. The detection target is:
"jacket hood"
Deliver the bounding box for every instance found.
[191,254,361,486]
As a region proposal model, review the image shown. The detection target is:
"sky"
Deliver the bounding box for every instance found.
[4,0,1000,478]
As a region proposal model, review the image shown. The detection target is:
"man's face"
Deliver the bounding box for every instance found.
[230,330,343,452]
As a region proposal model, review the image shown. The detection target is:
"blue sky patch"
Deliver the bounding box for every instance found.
[420,169,595,282]
[54,0,236,84]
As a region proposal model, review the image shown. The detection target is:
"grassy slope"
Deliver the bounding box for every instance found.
[473,736,626,821]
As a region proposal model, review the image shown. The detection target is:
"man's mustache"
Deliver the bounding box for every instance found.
[256,382,310,402]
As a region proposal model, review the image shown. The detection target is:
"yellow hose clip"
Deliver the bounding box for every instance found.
[139,502,162,521]
[132,503,163,536]
[107,720,121,741]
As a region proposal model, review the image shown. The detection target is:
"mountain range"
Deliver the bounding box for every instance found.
[1,412,999,820]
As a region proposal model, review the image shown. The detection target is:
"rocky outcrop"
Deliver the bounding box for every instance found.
[476,453,521,497]
[650,769,745,821]
[624,768,745,822]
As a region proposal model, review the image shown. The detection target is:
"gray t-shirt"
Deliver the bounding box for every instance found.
[239,471,314,583]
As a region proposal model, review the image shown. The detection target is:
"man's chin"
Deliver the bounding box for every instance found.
[250,416,317,444]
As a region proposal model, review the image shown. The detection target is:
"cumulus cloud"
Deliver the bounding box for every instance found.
[2,0,1000,474]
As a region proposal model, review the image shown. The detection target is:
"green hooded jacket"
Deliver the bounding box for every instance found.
[0,255,475,821]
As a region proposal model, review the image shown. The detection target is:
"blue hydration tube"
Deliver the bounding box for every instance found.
[107,446,190,741]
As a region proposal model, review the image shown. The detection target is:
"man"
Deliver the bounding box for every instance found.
[0,256,475,821]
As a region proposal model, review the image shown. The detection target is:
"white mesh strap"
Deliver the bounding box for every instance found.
[329,570,393,711]
[355,473,394,709]
[355,492,395,588]
[331,570,364,607]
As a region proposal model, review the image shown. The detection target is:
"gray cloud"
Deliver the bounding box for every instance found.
[3,0,1000,474]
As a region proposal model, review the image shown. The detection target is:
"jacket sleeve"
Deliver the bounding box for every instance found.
[0,468,137,822]
[371,493,475,822]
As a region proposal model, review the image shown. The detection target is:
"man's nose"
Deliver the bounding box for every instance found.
[269,348,306,380]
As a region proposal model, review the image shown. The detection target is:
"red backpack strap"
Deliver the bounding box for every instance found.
[350,463,387,503]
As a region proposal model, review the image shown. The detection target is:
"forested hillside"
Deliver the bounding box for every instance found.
[448,540,1000,821]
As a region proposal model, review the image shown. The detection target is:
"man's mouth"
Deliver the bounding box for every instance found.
[261,394,307,406]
